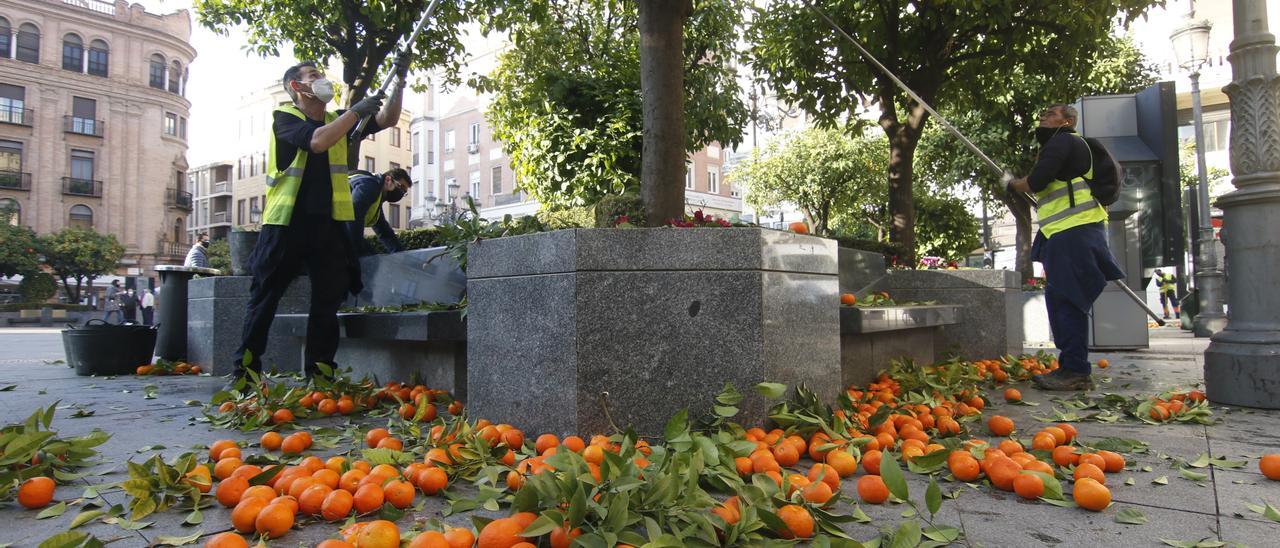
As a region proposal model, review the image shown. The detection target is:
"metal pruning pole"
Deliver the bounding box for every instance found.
[350,0,443,139]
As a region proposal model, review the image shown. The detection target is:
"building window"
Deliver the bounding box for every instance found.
[469,170,480,198]
[70,149,95,181]
[62,34,84,72]
[174,218,184,244]
[444,129,455,152]
[179,117,187,139]
[707,167,719,194]
[0,84,26,125]
[389,162,400,171]
[68,205,93,228]
[390,127,401,147]
[169,61,182,94]
[15,24,38,64]
[427,130,436,163]
[149,54,165,88]
[0,198,18,225]
[730,183,740,198]
[685,163,694,190]
[1179,120,1231,153]
[0,140,22,175]
[468,123,479,145]
[237,199,245,225]
[164,112,177,136]
[388,203,400,228]
[491,166,502,194]
[410,132,419,165]
[70,96,99,135]
[0,18,10,59]
[87,40,108,76]
[364,156,375,172]
[249,197,259,223]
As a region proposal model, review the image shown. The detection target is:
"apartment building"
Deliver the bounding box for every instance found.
[186,161,231,240]
[0,0,195,275]
[223,83,414,232]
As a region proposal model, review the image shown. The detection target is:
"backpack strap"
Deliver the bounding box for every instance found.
[1066,134,1094,209]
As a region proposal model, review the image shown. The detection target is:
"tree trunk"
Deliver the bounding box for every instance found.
[997,191,1036,279]
[884,126,918,265]
[637,0,692,227]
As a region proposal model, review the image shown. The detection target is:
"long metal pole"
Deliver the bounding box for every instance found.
[1188,70,1227,336]
[350,0,443,138]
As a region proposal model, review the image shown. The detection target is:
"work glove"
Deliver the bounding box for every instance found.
[1001,171,1016,195]
[394,50,412,80]
[350,93,385,118]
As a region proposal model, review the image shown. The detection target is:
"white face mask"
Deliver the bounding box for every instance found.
[304,78,335,103]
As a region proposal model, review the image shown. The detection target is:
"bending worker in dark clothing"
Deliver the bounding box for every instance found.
[1008,103,1124,391]
[346,167,413,256]
[232,59,405,380]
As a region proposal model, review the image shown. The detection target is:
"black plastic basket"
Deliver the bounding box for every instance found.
[62,319,157,376]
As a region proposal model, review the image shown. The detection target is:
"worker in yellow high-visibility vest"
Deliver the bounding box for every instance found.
[1154,269,1180,320]
[232,60,405,380]
[1007,103,1125,392]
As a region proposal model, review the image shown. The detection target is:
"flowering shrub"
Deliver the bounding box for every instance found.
[664,209,736,228]
[1023,277,1046,291]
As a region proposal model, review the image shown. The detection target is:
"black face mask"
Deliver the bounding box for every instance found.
[384,187,407,203]
[200,241,210,249]
[1035,126,1066,146]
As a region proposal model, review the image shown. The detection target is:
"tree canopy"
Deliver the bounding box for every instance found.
[477,0,748,212]
[748,0,1156,263]
[39,228,124,303]
[0,210,39,278]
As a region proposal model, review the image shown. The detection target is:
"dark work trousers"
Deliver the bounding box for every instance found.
[234,217,353,376]
[1032,222,1125,376]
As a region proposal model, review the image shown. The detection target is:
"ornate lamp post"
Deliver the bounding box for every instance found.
[1203,0,1280,409]
[1170,14,1227,337]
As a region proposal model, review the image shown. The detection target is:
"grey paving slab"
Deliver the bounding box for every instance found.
[1218,514,1280,547]
[1211,469,1280,525]
[958,503,1220,548]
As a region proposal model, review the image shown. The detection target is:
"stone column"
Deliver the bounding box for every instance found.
[1203,0,1280,408]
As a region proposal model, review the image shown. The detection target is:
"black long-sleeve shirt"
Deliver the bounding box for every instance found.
[346,172,401,256]
[1028,128,1092,193]
[273,109,382,223]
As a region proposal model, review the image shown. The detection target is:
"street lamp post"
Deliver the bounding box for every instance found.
[1170,14,1228,337]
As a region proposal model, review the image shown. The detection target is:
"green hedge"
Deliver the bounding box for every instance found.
[365,226,446,254]
[0,303,93,312]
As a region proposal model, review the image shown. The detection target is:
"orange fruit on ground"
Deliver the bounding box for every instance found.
[1052,446,1080,467]
[339,469,367,493]
[269,495,299,515]
[1004,388,1022,402]
[998,439,1024,455]
[807,463,841,490]
[337,398,356,415]
[443,528,476,548]
[349,520,400,548]
[204,532,249,548]
[1078,453,1107,471]
[549,524,583,548]
[1056,423,1078,442]
[410,531,450,548]
[1031,433,1057,451]
[317,540,356,548]
[561,436,586,453]
[1013,473,1045,500]
[418,467,448,495]
[353,483,385,514]
[862,450,883,475]
[734,456,753,477]
[383,479,415,508]
[1097,359,1109,369]
[776,504,814,539]
[500,429,525,449]
[260,431,283,451]
[313,468,341,489]
[376,437,404,451]
[840,293,856,306]
[582,445,605,465]
[299,483,334,515]
[827,450,858,478]
[230,465,263,483]
[365,428,390,449]
[801,480,834,504]
[317,398,338,415]
[535,434,559,455]
[321,488,354,521]
[987,415,1015,436]
[986,456,1022,492]
[1097,450,1126,473]
[286,476,317,500]
[1073,477,1111,511]
[1073,463,1106,485]
[209,440,238,460]
[949,454,982,482]
[772,443,800,467]
[281,433,308,455]
[711,496,741,526]
[216,476,250,508]
[241,485,276,503]
[230,497,268,533]
[1023,460,1055,476]
[477,516,529,548]
[506,470,525,491]
[17,477,55,509]
[1040,427,1068,446]
[1261,454,1280,480]
[271,408,294,425]
[214,457,243,481]
[788,221,809,235]
[857,474,890,504]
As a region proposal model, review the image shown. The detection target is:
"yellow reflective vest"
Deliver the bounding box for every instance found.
[1035,135,1108,238]
[1159,273,1176,292]
[262,105,355,226]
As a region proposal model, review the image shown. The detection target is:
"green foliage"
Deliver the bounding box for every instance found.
[914,193,982,261]
[19,272,57,303]
[536,206,594,230]
[38,228,124,303]
[1178,140,1231,194]
[0,212,40,278]
[592,194,646,228]
[204,239,231,276]
[732,127,887,236]
[365,226,445,254]
[478,0,748,210]
[829,236,908,260]
[0,404,110,503]
[433,197,549,273]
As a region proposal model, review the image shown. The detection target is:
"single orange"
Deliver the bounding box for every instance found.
[856,474,890,504]
[1073,477,1111,511]
[321,488,354,521]
[987,415,1015,436]
[204,532,249,548]
[383,479,415,508]
[17,476,55,509]
[216,476,250,508]
[418,467,448,496]
[1013,472,1045,500]
[365,428,390,449]
[776,504,814,539]
[1261,454,1280,480]
[230,497,268,533]
[353,483,385,514]
[298,483,334,515]
[1073,463,1106,485]
[260,432,283,451]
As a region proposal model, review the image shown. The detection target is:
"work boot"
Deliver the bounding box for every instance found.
[1032,371,1094,392]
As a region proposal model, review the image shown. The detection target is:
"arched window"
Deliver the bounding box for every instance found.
[15,23,39,64]
[173,218,183,244]
[87,39,108,77]
[0,18,11,59]
[69,204,93,229]
[62,33,83,72]
[0,198,18,226]
[149,54,165,89]
[168,60,181,94]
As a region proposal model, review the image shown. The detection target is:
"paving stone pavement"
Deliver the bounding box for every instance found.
[0,326,1277,547]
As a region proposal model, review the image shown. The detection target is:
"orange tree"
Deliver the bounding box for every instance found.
[38,227,124,303]
[748,0,1157,264]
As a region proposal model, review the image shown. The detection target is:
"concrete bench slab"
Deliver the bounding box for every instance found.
[839,304,961,385]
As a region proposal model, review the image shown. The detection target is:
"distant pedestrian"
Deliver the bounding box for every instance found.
[122,288,137,323]
[1154,269,1180,319]
[141,289,156,325]
[185,232,210,269]
[103,280,122,324]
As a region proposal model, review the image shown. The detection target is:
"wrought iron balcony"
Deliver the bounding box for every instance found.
[64,116,105,137]
[0,106,34,126]
[62,177,103,197]
[0,171,31,191]
[211,211,230,225]
[166,188,192,209]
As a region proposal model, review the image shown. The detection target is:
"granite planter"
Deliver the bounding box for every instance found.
[865,269,1023,359]
[466,228,842,437]
[837,247,888,294]
[187,275,308,375]
[839,304,961,385]
[228,230,259,276]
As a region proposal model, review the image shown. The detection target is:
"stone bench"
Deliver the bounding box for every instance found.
[839,304,961,386]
